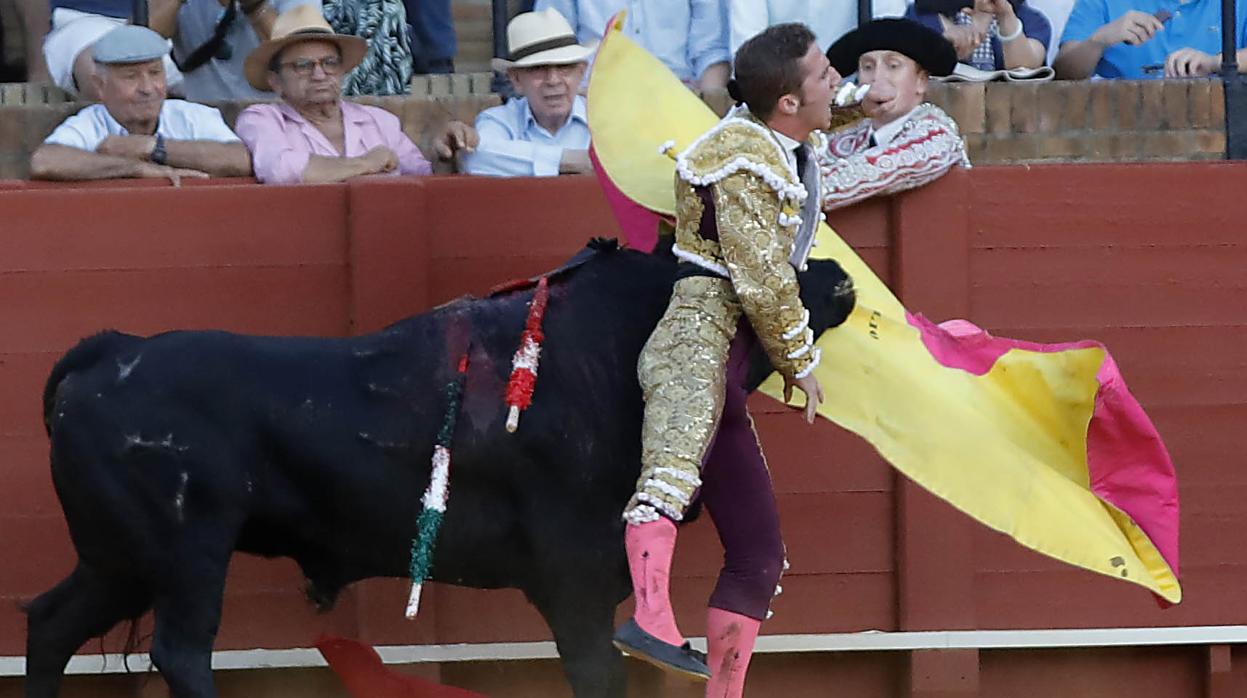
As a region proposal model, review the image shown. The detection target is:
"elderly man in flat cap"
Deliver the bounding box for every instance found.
[464,8,595,177]
[235,6,475,184]
[816,18,970,211]
[30,24,251,183]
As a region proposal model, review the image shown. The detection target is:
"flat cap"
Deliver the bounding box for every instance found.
[92,25,170,64]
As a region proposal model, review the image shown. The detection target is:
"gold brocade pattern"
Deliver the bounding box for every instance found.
[672,176,721,266]
[714,172,816,379]
[668,113,818,379]
[671,118,803,274]
[676,121,798,193]
[624,277,742,523]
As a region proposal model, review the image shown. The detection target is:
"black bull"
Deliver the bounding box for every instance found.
[25,241,855,698]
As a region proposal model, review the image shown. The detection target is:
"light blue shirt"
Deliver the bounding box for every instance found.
[728,0,907,55]
[464,95,591,177]
[1062,0,1247,78]
[533,0,729,83]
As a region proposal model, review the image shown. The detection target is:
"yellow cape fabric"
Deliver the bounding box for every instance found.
[588,19,1180,603]
[587,13,715,217]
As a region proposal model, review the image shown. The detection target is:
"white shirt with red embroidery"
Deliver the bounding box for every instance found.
[816,103,969,212]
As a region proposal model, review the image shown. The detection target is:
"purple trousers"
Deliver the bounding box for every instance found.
[698,320,785,621]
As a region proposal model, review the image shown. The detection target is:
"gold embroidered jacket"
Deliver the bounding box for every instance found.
[669,112,820,380]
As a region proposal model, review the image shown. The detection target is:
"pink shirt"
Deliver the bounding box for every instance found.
[236,101,433,184]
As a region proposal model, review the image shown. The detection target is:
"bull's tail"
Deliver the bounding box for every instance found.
[41,331,135,435]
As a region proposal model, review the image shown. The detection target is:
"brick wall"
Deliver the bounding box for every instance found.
[0,79,1232,179]
[929,79,1227,163]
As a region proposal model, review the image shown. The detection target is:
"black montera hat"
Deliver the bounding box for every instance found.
[826,18,958,78]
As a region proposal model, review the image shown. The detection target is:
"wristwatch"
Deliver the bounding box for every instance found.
[151,134,168,165]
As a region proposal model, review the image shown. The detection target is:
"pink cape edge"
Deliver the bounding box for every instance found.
[909,313,1180,605]
[589,145,663,253]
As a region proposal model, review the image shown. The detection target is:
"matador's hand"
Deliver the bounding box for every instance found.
[783,372,824,424]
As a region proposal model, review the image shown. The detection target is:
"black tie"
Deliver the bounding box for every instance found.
[794,144,809,177]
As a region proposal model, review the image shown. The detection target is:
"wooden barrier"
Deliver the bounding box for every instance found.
[0,167,1245,696]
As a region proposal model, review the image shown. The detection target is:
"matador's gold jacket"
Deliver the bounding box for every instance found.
[668,108,821,380]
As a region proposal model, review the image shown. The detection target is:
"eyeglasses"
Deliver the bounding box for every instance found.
[515,63,582,78]
[279,56,343,76]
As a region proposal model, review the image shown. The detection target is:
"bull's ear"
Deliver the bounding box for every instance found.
[587,237,620,252]
[799,259,856,335]
[651,232,676,259]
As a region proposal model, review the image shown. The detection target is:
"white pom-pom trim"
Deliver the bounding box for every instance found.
[793,348,822,379]
[623,504,661,525]
[653,466,702,485]
[672,243,729,277]
[674,117,807,203]
[782,310,810,340]
[643,478,693,503]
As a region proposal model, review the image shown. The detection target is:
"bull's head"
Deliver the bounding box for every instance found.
[744,258,857,392]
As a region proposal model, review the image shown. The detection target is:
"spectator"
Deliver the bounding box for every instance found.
[1054,0,1247,79]
[235,6,476,184]
[728,0,908,55]
[906,1,1050,70]
[1029,0,1076,64]
[15,0,52,81]
[534,0,730,91]
[42,0,184,100]
[30,25,249,182]
[323,0,414,95]
[407,0,456,74]
[147,0,319,101]
[819,18,970,210]
[464,9,593,177]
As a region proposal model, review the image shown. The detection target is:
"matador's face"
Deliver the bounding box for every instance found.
[794,41,840,133]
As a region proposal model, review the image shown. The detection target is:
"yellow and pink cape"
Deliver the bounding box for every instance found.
[587,15,1180,605]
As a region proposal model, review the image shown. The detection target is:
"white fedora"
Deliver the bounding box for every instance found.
[490,8,597,72]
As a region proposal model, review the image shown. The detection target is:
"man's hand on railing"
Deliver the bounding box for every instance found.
[434,121,479,161]
[1164,48,1218,78]
[136,162,210,186]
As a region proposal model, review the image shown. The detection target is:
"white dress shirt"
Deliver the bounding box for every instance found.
[43,99,240,151]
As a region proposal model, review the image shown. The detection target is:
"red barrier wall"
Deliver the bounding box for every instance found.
[0,166,1245,697]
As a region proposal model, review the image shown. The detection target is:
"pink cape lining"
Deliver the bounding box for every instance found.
[590,145,662,253]
[909,313,1181,604]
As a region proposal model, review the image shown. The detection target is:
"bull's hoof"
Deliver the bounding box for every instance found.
[612,618,711,681]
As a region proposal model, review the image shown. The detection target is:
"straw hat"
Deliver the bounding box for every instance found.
[244,4,367,90]
[490,8,596,73]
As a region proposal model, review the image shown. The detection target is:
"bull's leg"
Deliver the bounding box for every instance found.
[528,574,628,698]
[148,525,234,698]
[25,563,151,698]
